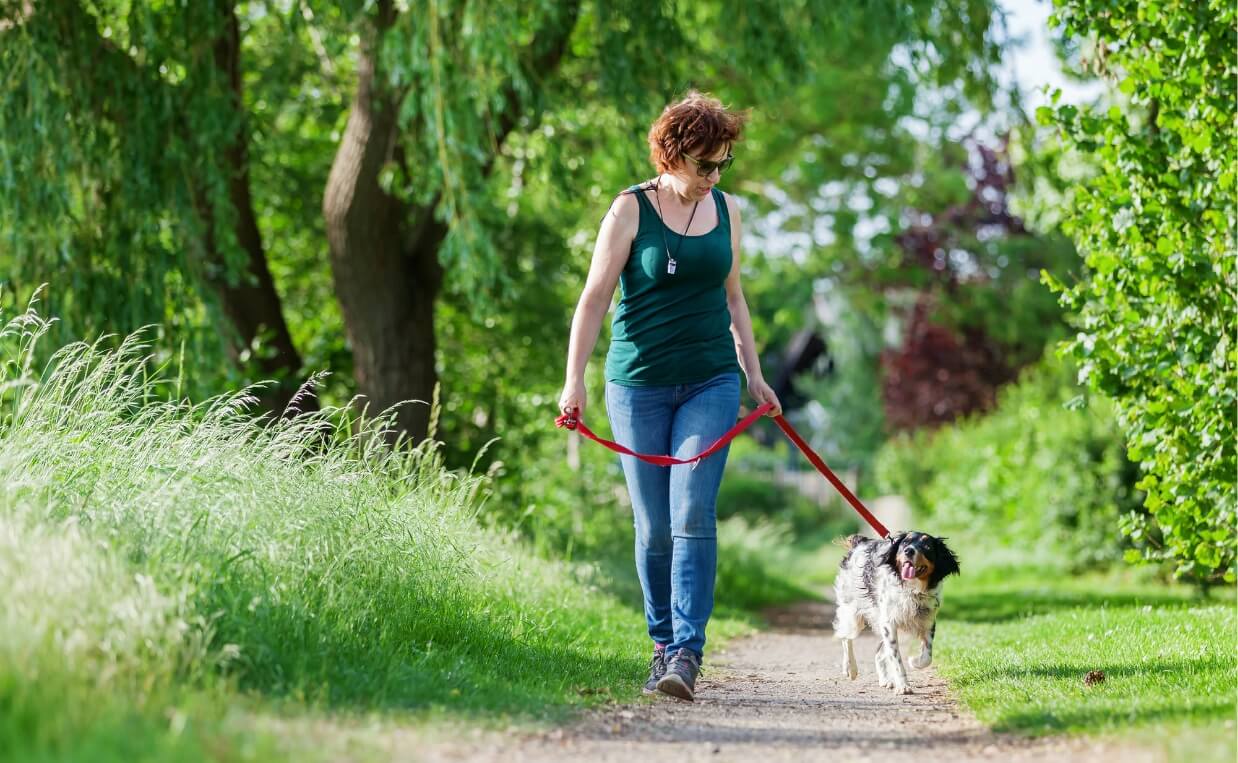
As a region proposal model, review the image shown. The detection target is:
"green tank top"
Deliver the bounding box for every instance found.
[605,183,740,386]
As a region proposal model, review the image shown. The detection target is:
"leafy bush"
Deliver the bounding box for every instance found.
[714,517,819,611]
[481,421,634,562]
[1039,0,1236,582]
[716,470,859,541]
[873,353,1142,570]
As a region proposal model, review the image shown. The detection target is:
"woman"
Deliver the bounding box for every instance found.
[558,91,782,701]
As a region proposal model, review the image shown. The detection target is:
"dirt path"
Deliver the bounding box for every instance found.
[410,599,1162,763]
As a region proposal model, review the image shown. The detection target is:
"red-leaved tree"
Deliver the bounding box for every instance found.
[879,139,1061,431]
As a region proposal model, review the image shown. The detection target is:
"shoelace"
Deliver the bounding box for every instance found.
[669,651,701,678]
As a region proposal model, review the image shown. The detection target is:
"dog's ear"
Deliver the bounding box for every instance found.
[928,537,961,587]
[879,532,907,571]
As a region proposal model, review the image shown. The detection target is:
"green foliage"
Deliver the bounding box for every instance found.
[1038,0,1236,582]
[0,0,1020,556]
[0,1,248,389]
[873,353,1142,570]
[713,518,821,612]
[481,419,633,562]
[786,286,887,471]
[0,0,1011,424]
[243,1,357,403]
[748,134,1078,446]
[435,0,1008,467]
[716,470,859,541]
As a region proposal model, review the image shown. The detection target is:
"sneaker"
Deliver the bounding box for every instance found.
[642,647,668,695]
[656,649,701,701]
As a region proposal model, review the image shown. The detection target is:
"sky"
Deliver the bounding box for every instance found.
[999,0,1106,109]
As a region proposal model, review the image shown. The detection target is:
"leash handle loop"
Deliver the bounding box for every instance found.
[555,402,774,466]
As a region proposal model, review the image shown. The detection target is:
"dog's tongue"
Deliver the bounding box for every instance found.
[901,562,917,580]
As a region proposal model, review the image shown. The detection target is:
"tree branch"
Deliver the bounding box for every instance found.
[402,0,583,255]
[487,0,583,171]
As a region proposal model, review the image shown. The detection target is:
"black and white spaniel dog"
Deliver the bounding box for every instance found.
[833,531,960,694]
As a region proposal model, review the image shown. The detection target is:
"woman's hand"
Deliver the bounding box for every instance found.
[558,378,588,422]
[747,376,783,417]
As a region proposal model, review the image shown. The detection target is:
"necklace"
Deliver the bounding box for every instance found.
[654,178,699,275]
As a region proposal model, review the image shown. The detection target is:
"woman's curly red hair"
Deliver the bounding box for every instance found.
[647,90,748,173]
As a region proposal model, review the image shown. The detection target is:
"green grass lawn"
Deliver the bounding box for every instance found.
[935,567,1236,762]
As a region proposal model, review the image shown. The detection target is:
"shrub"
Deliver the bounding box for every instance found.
[714,517,819,611]
[481,425,633,562]
[716,470,859,541]
[1039,0,1236,582]
[873,353,1142,570]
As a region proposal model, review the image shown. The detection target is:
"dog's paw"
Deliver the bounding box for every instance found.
[909,654,932,669]
[895,684,913,695]
[845,661,858,680]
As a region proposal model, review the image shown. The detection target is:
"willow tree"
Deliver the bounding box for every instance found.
[2,0,1003,443]
[1,0,308,412]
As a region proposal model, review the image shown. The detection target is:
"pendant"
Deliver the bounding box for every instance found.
[667,258,677,275]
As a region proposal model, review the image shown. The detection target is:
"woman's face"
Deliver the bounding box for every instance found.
[667,143,731,200]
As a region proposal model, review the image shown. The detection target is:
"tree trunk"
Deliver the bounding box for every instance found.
[204,1,311,416]
[323,1,444,444]
[323,0,580,445]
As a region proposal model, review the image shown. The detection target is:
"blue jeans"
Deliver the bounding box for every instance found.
[604,371,741,659]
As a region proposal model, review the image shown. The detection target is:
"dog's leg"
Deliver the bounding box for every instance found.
[841,637,858,679]
[880,621,912,694]
[910,622,935,669]
[874,640,891,688]
[833,604,862,680]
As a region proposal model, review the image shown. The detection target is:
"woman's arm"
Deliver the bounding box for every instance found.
[723,193,783,416]
[559,193,639,420]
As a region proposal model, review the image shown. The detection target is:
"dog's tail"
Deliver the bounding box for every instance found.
[837,534,867,551]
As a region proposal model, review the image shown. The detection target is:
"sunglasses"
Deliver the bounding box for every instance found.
[682,151,735,177]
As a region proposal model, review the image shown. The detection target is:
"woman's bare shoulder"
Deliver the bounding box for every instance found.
[605,182,653,225]
[618,179,658,201]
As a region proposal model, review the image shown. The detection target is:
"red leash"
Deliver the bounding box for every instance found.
[554,403,890,538]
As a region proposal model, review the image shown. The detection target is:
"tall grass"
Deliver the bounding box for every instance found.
[0,304,674,761]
